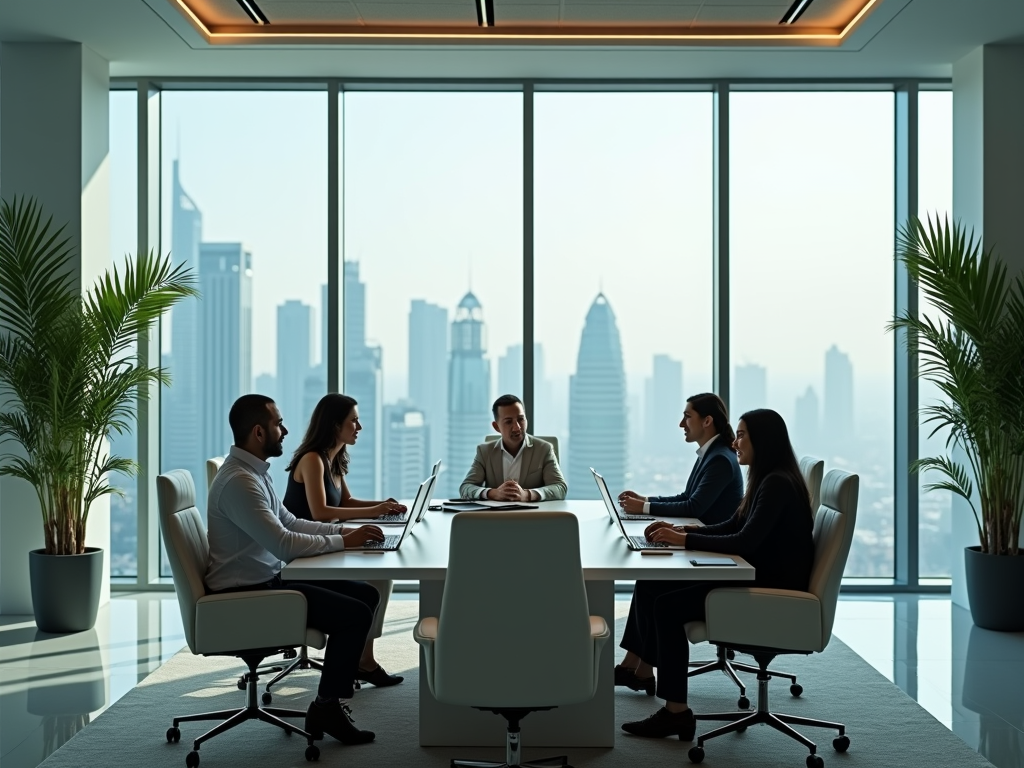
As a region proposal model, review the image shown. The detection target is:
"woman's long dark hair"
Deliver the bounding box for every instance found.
[735,408,811,519]
[285,393,358,480]
[687,392,736,446]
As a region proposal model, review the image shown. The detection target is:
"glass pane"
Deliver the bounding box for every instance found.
[917,90,953,578]
[159,92,328,576]
[109,90,138,577]
[730,92,895,577]
[534,93,714,500]
[342,92,523,500]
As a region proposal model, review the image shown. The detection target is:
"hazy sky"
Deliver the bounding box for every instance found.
[108,88,953,411]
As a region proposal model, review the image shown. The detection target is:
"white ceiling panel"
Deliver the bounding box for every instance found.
[352,1,477,22]
[694,5,791,25]
[259,1,363,23]
[494,4,562,23]
[561,4,701,23]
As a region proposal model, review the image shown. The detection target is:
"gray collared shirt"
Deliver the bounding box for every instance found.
[205,445,346,592]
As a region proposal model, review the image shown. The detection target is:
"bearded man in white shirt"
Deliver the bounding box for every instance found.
[205,394,384,747]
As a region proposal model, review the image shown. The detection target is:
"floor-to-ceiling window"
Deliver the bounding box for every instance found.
[158,90,328,572]
[917,89,954,579]
[341,92,523,500]
[108,88,138,578]
[110,81,953,589]
[730,91,896,578]
[533,92,714,500]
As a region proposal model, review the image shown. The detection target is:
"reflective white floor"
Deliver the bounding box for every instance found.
[0,593,1021,768]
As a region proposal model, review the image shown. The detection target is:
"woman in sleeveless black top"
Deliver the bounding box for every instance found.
[283,393,407,688]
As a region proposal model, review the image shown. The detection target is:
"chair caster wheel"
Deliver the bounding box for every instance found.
[186,751,200,768]
[166,727,181,743]
[305,744,320,761]
[736,725,747,733]
[791,683,803,697]
[688,746,705,763]
[262,692,273,705]
[283,648,298,659]
[737,696,750,710]
[726,649,735,660]
[283,728,293,736]
[237,676,246,691]
[833,736,850,752]
[353,680,362,690]
[806,754,824,768]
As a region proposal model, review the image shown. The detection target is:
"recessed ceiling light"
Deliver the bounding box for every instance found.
[476,0,495,27]
[235,0,269,25]
[780,0,814,24]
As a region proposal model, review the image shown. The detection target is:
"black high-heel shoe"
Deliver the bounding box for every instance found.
[356,664,404,687]
[614,665,656,696]
[621,707,696,740]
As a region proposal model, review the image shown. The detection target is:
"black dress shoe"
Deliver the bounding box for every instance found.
[357,664,404,687]
[621,707,696,741]
[614,665,656,696]
[305,700,375,745]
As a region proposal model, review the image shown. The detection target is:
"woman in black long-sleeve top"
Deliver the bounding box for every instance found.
[619,408,814,741]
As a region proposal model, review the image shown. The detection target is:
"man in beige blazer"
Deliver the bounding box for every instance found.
[458,394,567,501]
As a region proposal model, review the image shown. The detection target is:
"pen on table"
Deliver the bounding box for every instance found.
[361,551,386,555]
[640,550,673,556]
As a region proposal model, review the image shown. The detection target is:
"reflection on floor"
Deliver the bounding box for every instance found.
[1,593,1021,768]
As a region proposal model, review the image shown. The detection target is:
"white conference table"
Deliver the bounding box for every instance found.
[282,500,753,748]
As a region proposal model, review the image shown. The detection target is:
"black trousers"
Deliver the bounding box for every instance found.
[214,576,379,700]
[619,580,718,703]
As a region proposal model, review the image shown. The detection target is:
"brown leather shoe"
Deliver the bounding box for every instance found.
[614,665,656,696]
[304,700,375,745]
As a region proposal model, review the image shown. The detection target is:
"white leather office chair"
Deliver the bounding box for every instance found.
[686,455,827,707]
[206,455,321,702]
[484,433,560,462]
[686,469,859,768]
[414,511,609,768]
[799,456,825,520]
[159,469,326,767]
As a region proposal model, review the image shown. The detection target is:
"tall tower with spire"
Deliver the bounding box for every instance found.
[162,160,207,514]
[447,292,491,495]
[569,293,628,499]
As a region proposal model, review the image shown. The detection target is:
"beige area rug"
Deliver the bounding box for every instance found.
[40,598,993,768]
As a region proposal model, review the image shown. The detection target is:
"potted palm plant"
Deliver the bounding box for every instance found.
[891,215,1024,631]
[0,197,197,633]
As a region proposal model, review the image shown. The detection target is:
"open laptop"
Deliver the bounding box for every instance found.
[589,467,653,522]
[591,468,684,551]
[414,467,441,523]
[351,460,442,524]
[349,477,430,551]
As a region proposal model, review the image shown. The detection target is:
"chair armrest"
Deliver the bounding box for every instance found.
[589,616,611,696]
[195,590,308,654]
[590,616,610,640]
[414,617,438,696]
[705,588,822,653]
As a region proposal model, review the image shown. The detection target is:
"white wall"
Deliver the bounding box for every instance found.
[950,44,1024,609]
[0,43,111,615]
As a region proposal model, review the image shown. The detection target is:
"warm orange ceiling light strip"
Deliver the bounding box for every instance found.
[173,0,879,43]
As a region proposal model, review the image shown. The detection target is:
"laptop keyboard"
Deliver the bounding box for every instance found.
[375,514,408,523]
[620,513,655,521]
[629,535,669,549]
[362,535,401,550]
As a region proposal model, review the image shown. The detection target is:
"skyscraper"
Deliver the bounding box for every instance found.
[199,242,253,475]
[794,385,820,457]
[408,299,449,469]
[645,354,684,455]
[569,294,628,499]
[447,292,491,496]
[383,404,429,500]
[824,344,855,455]
[497,343,550,431]
[733,363,767,421]
[276,300,313,430]
[344,261,382,498]
[162,160,205,510]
